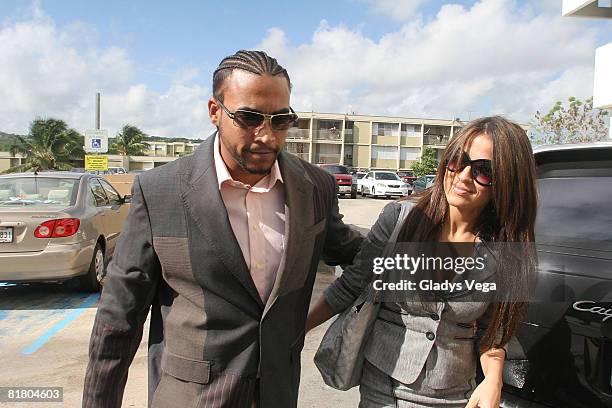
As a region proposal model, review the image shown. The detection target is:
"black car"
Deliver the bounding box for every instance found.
[500,143,612,408]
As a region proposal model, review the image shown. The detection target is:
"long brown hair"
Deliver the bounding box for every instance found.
[399,116,538,353]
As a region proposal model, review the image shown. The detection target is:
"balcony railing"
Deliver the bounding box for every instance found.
[423,135,450,145]
[314,129,342,141]
[287,128,310,140]
[314,154,342,164]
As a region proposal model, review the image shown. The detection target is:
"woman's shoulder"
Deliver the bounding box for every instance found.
[380,199,416,221]
[374,200,416,237]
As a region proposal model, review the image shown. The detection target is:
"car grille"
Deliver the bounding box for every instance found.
[388,184,401,188]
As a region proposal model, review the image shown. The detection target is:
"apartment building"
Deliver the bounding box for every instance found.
[1,114,462,172]
[285,112,462,171]
[125,141,200,170]
[0,152,26,173]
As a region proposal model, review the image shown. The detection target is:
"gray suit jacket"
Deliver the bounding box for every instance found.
[325,201,497,390]
[82,134,363,408]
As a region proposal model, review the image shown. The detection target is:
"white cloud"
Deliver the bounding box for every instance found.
[0,7,214,139]
[258,0,601,123]
[360,0,432,21]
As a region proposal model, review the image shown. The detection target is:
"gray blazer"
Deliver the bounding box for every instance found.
[82,134,363,408]
[324,201,496,390]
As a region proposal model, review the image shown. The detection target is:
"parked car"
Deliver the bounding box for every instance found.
[0,172,131,291]
[500,142,612,408]
[71,167,127,175]
[352,171,367,183]
[411,174,436,193]
[318,164,357,199]
[396,170,417,185]
[358,171,411,198]
[107,166,127,174]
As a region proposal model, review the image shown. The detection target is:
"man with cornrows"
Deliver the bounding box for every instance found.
[82,50,363,408]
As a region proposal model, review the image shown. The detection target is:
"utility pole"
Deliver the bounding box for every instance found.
[95,92,101,130]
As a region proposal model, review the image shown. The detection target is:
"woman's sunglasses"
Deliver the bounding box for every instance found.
[215,97,298,131]
[445,152,494,187]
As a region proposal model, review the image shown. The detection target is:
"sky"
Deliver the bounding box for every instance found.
[0,0,610,139]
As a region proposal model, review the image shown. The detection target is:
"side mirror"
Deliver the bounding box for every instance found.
[122,194,132,204]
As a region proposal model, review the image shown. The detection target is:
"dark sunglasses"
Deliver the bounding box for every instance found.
[215,97,298,131]
[445,152,494,187]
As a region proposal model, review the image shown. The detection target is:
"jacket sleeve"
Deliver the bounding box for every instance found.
[82,176,161,408]
[319,181,364,267]
[323,201,401,314]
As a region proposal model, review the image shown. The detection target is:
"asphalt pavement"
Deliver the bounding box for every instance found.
[0,195,393,407]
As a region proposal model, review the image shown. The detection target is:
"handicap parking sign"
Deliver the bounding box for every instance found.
[84,129,108,153]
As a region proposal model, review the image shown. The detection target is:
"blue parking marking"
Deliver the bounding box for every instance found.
[21,293,100,355]
[0,311,7,321]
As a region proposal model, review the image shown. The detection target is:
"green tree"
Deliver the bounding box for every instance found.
[112,125,148,156]
[4,118,84,173]
[530,97,609,145]
[412,147,438,178]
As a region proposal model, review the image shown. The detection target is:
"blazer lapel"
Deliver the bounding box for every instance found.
[263,152,314,317]
[180,135,264,309]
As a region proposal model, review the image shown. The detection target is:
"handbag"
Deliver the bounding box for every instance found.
[313,201,412,390]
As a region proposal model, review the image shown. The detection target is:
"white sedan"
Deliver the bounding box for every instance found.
[358,171,411,198]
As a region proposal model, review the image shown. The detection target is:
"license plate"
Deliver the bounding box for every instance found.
[339,185,351,192]
[0,227,13,243]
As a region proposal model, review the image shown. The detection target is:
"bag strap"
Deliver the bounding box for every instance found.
[388,201,412,245]
[370,201,414,303]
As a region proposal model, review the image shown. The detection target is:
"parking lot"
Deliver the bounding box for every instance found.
[0,194,393,407]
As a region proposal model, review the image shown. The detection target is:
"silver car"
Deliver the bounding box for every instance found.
[412,174,436,193]
[0,172,131,291]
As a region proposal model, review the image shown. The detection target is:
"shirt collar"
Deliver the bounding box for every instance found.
[213,133,283,191]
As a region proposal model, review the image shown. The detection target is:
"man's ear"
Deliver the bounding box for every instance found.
[208,97,221,127]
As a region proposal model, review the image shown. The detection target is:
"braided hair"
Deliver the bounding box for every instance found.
[212,50,292,101]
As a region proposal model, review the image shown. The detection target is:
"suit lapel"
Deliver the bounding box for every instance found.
[180,135,264,309]
[263,152,314,317]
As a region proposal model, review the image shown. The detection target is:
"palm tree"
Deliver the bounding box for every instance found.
[4,118,85,173]
[112,125,147,156]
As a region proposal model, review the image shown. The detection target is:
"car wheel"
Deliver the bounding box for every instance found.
[371,187,376,198]
[80,242,105,292]
[351,190,357,199]
[360,186,365,197]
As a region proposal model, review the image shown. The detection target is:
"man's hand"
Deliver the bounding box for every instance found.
[305,297,335,334]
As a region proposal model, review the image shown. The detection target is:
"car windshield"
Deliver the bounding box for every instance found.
[426,176,435,182]
[322,165,349,175]
[375,172,400,180]
[536,176,612,251]
[0,177,79,206]
[398,171,414,177]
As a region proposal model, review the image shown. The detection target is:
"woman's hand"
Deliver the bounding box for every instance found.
[464,375,502,408]
[466,346,505,407]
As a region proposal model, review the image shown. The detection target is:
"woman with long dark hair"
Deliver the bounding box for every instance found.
[307,116,538,407]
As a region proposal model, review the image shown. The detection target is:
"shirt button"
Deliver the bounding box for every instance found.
[430,313,440,321]
[426,332,435,341]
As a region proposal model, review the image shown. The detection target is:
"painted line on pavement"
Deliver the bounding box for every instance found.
[21,293,100,355]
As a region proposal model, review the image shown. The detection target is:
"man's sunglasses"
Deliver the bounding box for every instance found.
[445,152,494,187]
[215,97,298,131]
